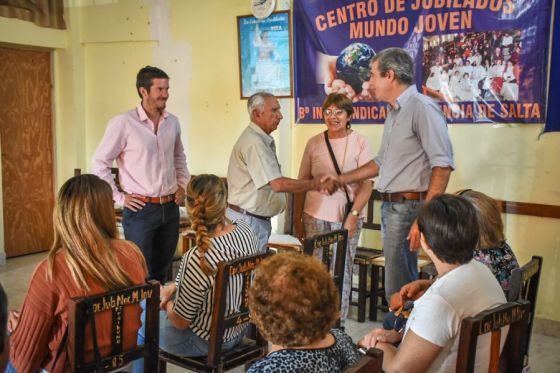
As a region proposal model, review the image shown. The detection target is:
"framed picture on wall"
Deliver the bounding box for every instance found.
[237,11,293,99]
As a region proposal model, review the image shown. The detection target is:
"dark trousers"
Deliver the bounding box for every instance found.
[122,202,179,283]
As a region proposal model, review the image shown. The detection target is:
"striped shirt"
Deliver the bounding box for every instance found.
[173,220,259,341]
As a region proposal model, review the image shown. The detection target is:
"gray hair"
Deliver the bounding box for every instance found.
[248,92,275,116]
[372,48,414,85]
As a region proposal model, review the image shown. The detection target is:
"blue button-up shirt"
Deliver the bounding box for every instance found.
[374,85,454,193]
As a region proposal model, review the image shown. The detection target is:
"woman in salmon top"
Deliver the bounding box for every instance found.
[6,174,147,372]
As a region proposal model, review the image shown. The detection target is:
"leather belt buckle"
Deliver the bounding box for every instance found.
[140,194,175,204]
[380,192,426,202]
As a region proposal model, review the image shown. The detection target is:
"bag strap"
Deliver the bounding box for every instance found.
[86,299,103,373]
[50,325,68,372]
[324,131,351,203]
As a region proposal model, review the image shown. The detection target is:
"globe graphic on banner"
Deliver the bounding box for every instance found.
[335,43,376,93]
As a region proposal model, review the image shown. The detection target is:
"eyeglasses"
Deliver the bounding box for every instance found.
[323,108,345,117]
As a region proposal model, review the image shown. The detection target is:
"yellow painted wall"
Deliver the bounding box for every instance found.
[0,0,559,323]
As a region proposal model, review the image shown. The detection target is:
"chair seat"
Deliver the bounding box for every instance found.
[354,247,384,264]
[369,256,432,269]
[351,248,385,322]
[159,338,265,372]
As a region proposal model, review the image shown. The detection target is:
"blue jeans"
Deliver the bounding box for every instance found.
[226,207,271,253]
[123,202,179,283]
[158,310,245,356]
[381,200,422,300]
[302,213,363,325]
[133,305,246,372]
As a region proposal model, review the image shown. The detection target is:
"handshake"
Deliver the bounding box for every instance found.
[312,175,344,195]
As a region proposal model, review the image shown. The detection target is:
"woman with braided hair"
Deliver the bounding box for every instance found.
[158,174,259,357]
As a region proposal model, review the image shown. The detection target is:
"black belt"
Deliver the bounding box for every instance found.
[379,192,427,202]
[228,204,271,221]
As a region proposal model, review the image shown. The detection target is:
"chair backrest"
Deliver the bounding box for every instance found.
[74,168,122,192]
[206,252,271,367]
[303,229,348,302]
[507,255,542,366]
[362,190,383,232]
[285,190,382,244]
[283,191,306,242]
[67,280,160,372]
[456,300,530,373]
[344,348,383,373]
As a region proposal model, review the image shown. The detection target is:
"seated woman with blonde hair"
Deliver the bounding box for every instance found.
[157,174,259,356]
[247,253,360,372]
[6,174,147,373]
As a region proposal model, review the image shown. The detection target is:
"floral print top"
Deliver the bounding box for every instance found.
[473,241,519,294]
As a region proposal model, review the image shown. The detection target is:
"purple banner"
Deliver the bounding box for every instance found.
[294,0,553,124]
[544,0,560,133]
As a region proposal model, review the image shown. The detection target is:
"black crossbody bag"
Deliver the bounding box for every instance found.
[324,131,353,224]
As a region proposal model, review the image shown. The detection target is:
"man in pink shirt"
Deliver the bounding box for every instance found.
[92,66,190,283]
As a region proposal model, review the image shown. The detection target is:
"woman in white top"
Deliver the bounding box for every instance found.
[158,174,259,356]
[298,93,374,326]
[456,72,475,101]
[360,194,506,373]
[448,70,461,100]
[426,65,442,92]
[501,60,519,101]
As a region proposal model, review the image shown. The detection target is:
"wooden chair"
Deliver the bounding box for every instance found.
[303,229,348,304]
[351,190,386,322]
[507,255,543,368]
[159,252,270,373]
[283,191,306,242]
[344,348,384,373]
[67,281,160,372]
[456,300,530,373]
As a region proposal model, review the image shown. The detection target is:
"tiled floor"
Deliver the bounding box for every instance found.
[1,252,559,372]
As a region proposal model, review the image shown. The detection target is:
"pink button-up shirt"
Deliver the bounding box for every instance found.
[92,105,190,205]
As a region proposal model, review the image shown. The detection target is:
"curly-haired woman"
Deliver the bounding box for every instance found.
[157,174,259,357]
[247,253,360,372]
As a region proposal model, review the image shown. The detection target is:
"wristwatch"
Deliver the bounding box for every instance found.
[350,210,359,216]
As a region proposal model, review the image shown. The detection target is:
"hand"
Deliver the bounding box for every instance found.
[389,291,404,311]
[123,194,146,212]
[319,178,337,195]
[360,81,376,101]
[323,57,361,102]
[320,175,343,194]
[390,279,430,310]
[160,284,176,310]
[407,220,421,251]
[175,186,185,206]
[7,310,20,334]
[343,213,358,237]
[359,328,402,349]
